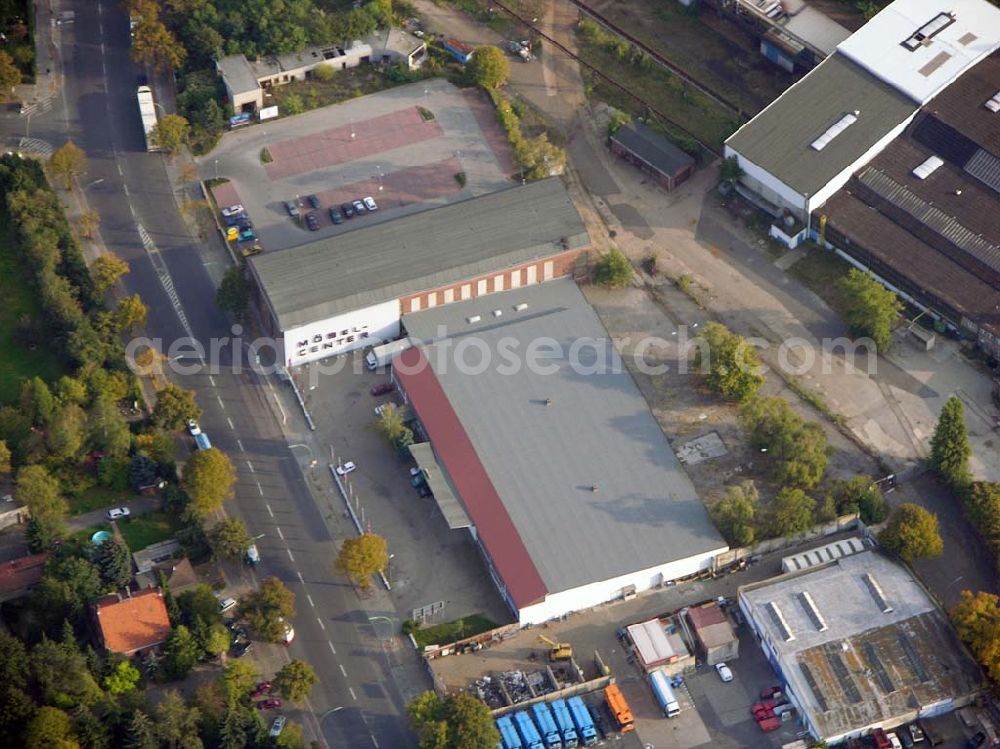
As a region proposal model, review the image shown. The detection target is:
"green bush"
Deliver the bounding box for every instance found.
[592,248,633,288]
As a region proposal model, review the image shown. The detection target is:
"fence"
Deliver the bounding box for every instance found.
[713,513,861,570]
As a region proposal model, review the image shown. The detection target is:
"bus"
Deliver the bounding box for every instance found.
[136,86,159,152]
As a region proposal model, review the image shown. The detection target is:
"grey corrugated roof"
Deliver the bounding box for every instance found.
[251,179,589,330]
[725,53,916,196]
[402,278,727,595]
[216,55,260,96]
[408,443,471,529]
[610,122,694,177]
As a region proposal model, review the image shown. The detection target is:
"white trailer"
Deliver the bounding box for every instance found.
[365,338,412,370]
[136,86,160,152]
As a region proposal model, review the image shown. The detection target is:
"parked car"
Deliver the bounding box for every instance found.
[240,243,263,258]
[223,212,248,226]
[237,229,257,242]
[246,544,260,565]
[256,699,283,711]
[218,597,238,613]
[227,623,249,642]
[966,733,986,749]
[370,382,395,396]
[270,717,287,738]
[760,686,782,700]
[221,204,244,217]
[352,199,366,215]
[186,419,201,435]
[251,682,272,698]
[588,703,609,739]
[887,732,903,749]
[341,202,355,218]
[232,639,253,658]
[306,194,320,209]
[305,213,320,231]
[908,723,925,743]
[336,461,357,476]
[107,506,131,520]
[363,196,378,211]
[900,728,915,749]
[716,663,734,682]
[329,208,344,224]
[872,728,892,749]
[284,200,299,217]
[417,484,432,498]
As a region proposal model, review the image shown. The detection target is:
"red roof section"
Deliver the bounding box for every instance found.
[94,588,172,654]
[687,601,728,629]
[0,552,48,594]
[395,346,547,609]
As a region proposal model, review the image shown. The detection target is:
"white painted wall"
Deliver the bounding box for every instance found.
[283,298,400,367]
[724,147,806,216]
[515,544,728,625]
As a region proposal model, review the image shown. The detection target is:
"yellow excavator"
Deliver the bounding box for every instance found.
[538,634,573,661]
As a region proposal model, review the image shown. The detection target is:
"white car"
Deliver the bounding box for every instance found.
[269,716,287,737]
[374,403,396,417]
[363,196,378,211]
[107,507,131,520]
[887,733,903,749]
[715,662,734,683]
[220,204,244,217]
[218,597,238,613]
[186,419,202,436]
[335,461,357,476]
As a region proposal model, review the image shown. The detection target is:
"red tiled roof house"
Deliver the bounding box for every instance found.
[93,588,172,656]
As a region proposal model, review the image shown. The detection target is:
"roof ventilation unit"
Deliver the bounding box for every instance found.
[798,591,829,632]
[985,92,1000,113]
[766,601,795,642]
[514,303,529,312]
[912,155,944,179]
[810,112,858,151]
[863,573,893,614]
[466,315,481,324]
[493,309,502,317]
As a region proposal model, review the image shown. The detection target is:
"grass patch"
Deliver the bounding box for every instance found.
[267,65,420,116]
[260,147,273,164]
[454,171,467,187]
[116,511,181,552]
[205,177,230,189]
[0,215,65,404]
[417,106,435,121]
[786,376,846,427]
[68,486,142,516]
[787,245,854,318]
[411,613,498,648]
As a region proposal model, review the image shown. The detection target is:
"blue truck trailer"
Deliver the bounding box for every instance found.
[531,703,563,749]
[514,710,544,749]
[550,699,578,747]
[496,715,523,749]
[567,697,598,747]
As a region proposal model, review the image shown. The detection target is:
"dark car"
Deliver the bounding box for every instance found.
[352,199,366,215]
[588,703,609,739]
[370,382,395,396]
[306,194,320,209]
[967,733,986,749]
[305,213,320,231]
[232,640,253,658]
[255,698,283,711]
[284,200,299,217]
[329,208,344,225]
[251,681,272,698]
[417,485,432,498]
[224,212,248,227]
[341,202,355,218]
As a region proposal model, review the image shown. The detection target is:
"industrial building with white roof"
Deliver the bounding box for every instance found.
[392,278,729,624]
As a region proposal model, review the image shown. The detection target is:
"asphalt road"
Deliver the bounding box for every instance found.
[0,2,416,746]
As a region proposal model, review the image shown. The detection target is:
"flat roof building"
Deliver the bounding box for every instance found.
[393,278,728,624]
[686,601,739,666]
[739,549,982,744]
[248,178,591,367]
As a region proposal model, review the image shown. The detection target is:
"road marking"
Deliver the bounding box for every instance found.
[245,460,255,473]
[266,503,273,517]
[276,526,284,540]
[296,571,304,583]
[258,482,265,496]
[371,735,380,748]
[117,163,123,177]
[349,687,356,701]
[317,617,325,631]
[328,641,337,655]
[122,183,129,197]
[227,416,234,429]
[340,664,348,677]
[216,395,225,409]
[286,549,295,563]
[208,375,216,387]
[237,439,244,452]
[307,594,315,608]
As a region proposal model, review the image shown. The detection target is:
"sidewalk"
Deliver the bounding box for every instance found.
[15,0,59,115]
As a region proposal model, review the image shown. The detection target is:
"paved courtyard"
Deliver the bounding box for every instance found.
[199,79,514,251]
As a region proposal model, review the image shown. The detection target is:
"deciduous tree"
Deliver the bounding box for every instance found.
[952,590,1000,682]
[767,487,815,537]
[91,254,130,294]
[88,396,131,457]
[103,659,141,695]
[695,323,764,402]
[335,532,389,591]
[964,482,1000,544]
[407,691,499,749]
[153,690,204,749]
[152,384,201,430]
[592,248,632,288]
[711,481,759,547]
[825,475,886,524]
[467,46,509,89]
[237,577,295,643]
[216,265,249,318]
[49,141,87,190]
[206,516,252,561]
[221,659,259,701]
[0,439,11,476]
[26,706,79,749]
[112,294,149,333]
[149,114,191,154]
[47,404,87,461]
[739,396,828,490]
[878,503,943,562]
[0,49,21,98]
[131,17,186,72]
[838,268,902,352]
[273,659,318,702]
[16,464,68,522]
[929,395,972,489]
[182,447,236,515]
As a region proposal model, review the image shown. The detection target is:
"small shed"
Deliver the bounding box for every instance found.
[609,121,695,190]
[443,39,475,64]
[686,601,739,665]
[626,617,693,674]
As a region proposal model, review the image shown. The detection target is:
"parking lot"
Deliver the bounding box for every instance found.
[199,78,513,252]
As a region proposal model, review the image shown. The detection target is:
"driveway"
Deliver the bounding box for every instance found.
[68,495,161,532]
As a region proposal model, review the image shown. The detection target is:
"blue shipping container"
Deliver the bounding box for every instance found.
[567,697,597,747]
[514,711,544,749]
[550,699,579,747]
[496,716,523,749]
[531,703,563,748]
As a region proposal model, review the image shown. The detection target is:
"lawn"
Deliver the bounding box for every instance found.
[116,511,181,552]
[788,245,855,319]
[0,218,65,404]
[68,486,142,516]
[412,613,498,648]
[268,65,415,117]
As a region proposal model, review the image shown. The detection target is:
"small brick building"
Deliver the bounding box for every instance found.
[609,121,695,191]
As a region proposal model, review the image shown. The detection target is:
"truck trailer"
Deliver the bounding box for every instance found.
[649,670,681,718]
[550,699,578,747]
[514,711,544,749]
[496,715,523,749]
[364,338,412,370]
[567,697,598,747]
[531,703,563,749]
[604,684,635,733]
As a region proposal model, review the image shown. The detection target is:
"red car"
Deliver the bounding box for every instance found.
[758,716,781,732]
[760,685,783,700]
[871,728,891,749]
[256,698,283,710]
[370,382,395,396]
[251,681,272,698]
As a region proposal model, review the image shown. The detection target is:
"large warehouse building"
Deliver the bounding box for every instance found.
[739,548,982,744]
[247,178,590,367]
[393,279,729,624]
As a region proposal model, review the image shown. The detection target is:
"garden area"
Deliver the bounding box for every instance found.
[409,613,498,649]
